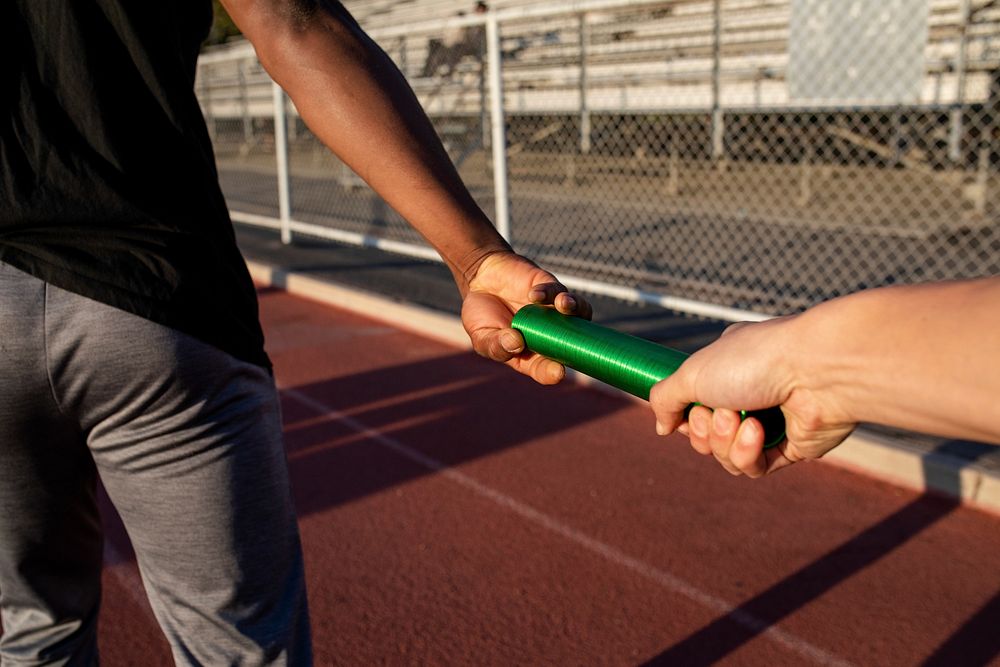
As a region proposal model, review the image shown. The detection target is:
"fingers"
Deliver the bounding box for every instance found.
[529,281,593,320]
[461,287,572,385]
[467,325,566,385]
[682,409,839,478]
[675,405,769,478]
[728,418,767,478]
[685,405,713,455]
[468,326,524,362]
[512,353,565,385]
[708,408,743,476]
[558,291,593,320]
[461,254,592,386]
[528,281,565,304]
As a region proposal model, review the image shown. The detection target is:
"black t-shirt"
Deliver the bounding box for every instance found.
[1,1,269,369]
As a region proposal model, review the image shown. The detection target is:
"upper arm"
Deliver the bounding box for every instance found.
[218,0,316,42]
[216,0,366,75]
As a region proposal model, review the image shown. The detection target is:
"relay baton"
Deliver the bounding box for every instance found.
[512,304,786,449]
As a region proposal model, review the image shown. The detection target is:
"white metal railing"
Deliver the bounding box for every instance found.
[202,0,999,321]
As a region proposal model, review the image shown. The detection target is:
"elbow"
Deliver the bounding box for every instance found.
[234,1,371,84]
[234,1,315,71]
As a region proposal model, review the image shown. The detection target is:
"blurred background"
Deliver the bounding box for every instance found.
[198,0,999,320]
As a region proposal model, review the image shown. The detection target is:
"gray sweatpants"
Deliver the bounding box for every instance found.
[0,262,311,666]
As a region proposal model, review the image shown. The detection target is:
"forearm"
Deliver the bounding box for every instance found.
[222,0,510,294]
[791,276,1000,443]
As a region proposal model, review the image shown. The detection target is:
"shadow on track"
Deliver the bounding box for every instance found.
[641,494,961,665]
[279,351,629,518]
[921,586,1000,666]
[642,441,997,665]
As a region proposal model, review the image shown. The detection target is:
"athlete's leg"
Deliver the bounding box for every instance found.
[45,284,311,666]
[0,263,102,666]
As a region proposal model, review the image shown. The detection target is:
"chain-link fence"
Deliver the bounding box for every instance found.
[197,0,999,319]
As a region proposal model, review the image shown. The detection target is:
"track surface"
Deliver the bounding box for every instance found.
[97,286,1000,665]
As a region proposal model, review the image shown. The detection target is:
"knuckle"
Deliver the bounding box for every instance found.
[475,333,509,362]
[792,401,826,434]
[720,321,749,338]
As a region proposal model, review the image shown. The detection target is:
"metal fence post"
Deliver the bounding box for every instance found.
[480,42,490,150]
[201,69,216,145]
[204,0,999,326]
[949,0,970,164]
[711,0,724,162]
[579,12,592,155]
[486,12,511,243]
[239,60,252,147]
[272,81,293,245]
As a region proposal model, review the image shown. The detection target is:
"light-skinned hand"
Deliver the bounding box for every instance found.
[649,316,855,477]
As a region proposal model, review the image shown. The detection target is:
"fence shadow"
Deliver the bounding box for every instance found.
[919,440,1000,667]
[921,586,1000,666]
[641,494,960,665]
[641,441,996,665]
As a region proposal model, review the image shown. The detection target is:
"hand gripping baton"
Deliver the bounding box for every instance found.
[512,304,786,449]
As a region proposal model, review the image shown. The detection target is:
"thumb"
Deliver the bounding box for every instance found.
[649,371,696,434]
[468,326,525,363]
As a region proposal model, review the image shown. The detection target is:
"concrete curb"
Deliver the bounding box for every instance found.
[248,259,1000,517]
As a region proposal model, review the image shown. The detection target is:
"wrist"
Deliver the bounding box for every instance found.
[789,290,885,424]
[455,242,514,294]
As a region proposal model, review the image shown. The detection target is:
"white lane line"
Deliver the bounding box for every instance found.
[286,408,460,460]
[282,386,853,667]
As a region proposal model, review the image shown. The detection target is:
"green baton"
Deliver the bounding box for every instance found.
[512,304,786,449]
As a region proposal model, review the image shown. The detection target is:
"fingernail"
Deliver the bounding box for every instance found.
[739,420,759,448]
[501,331,522,353]
[713,409,737,434]
[655,421,667,436]
[690,411,708,438]
[562,295,577,310]
[549,364,565,383]
[529,289,546,302]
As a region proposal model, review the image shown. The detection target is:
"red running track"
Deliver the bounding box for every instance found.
[96,286,1000,666]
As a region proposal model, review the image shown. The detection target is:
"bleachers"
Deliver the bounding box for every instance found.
[200,0,1000,119]
[202,0,999,290]
[337,0,1000,113]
